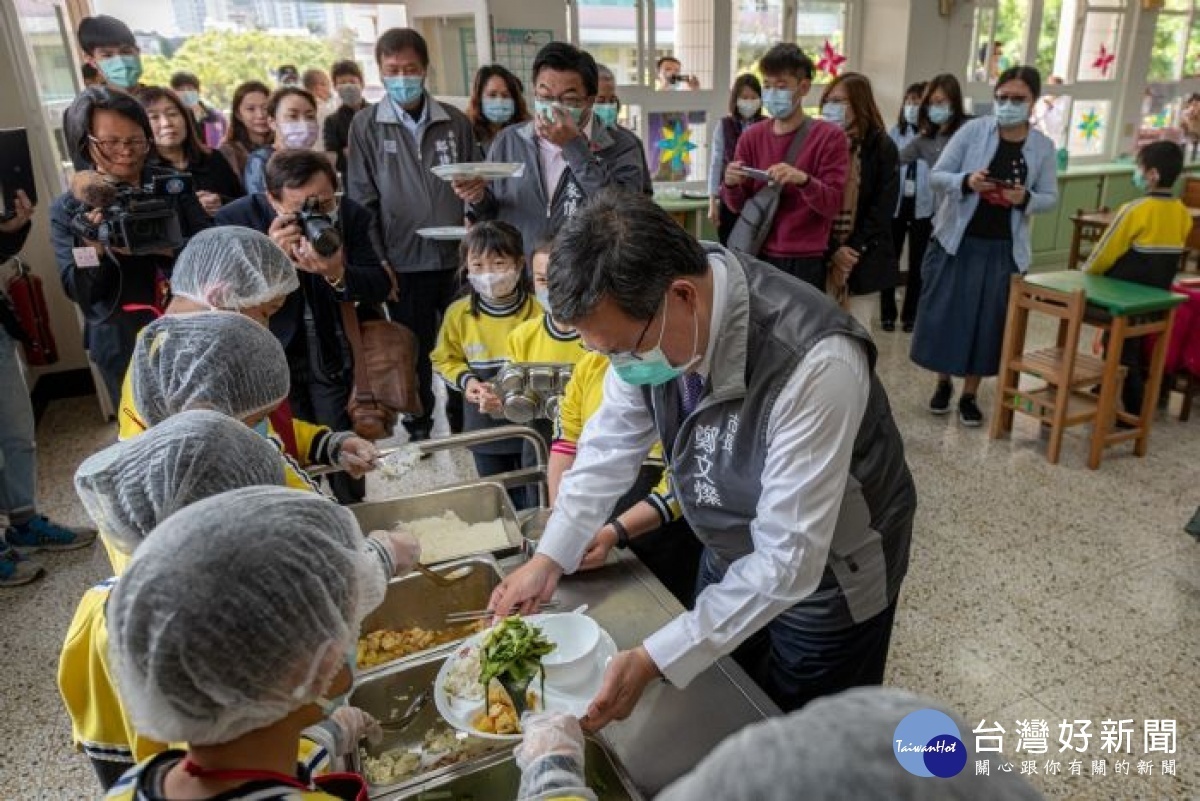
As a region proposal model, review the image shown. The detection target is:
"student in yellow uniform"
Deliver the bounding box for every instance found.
[506,238,587,365]
[65,411,420,790]
[104,487,390,801]
[432,221,541,507]
[1083,141,1193,414]
[550,348,702,607]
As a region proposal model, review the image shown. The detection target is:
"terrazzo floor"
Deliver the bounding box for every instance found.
[2,305,1198,800]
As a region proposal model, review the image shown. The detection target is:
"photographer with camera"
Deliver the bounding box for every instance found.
[50,86,211,405]
[215,149,393,504]
[656,56,700,92]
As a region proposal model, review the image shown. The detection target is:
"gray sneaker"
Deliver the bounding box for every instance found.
[0,545,46,587]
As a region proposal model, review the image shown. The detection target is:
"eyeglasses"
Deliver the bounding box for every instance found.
[88,135,151,155]
[582,305,660,359]
[994,94,1031,104]
[534,92,587,109]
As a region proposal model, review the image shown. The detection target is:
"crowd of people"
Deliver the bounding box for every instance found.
[0,8,1196,801]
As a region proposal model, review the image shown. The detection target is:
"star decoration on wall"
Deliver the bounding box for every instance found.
[817,40,847,77]
[657,121,697,171]
[1092,43,1115,77]
[1077,109,1102,142]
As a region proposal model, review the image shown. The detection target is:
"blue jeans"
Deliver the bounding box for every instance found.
[0,330,37,526]
[698,548,899,713]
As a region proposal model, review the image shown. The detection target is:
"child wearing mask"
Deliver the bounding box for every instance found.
[432,221,541,507]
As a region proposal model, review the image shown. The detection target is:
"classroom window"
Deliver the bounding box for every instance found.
[968,0,1031,84]
[1066,99,1110,156]
[1149,0,1198,81]
[577,0,644,84]
[733,0,785,76]
[1073,7,1123,83]
[795,1,848,70]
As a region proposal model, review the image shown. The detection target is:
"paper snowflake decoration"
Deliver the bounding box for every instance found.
[1092,43,1115,77]
[1077,110,1102,141]
[817,40,847,77]
[656,121,697,171]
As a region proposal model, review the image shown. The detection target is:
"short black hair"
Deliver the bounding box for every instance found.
[169,71,200,90]
[331,60,363,82]
[265,149,338,199]
[82,63,100,81]
[376,28,429,68]
[64,86,155,168]
[996,65,1041,99]
[267,87,317,118]
[277,64,299,79]
[1138,141,1185,188]
[532,42,599,97]
[77,15,136,55]
[549,188,708,324]
[759,43,814,82]
[531,235,556,258]
[728,73,763,116]
[656,56,681,71]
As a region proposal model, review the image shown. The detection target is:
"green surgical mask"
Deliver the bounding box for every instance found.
[609,299,700,386]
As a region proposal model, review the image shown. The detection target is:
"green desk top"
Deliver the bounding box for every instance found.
[655,196,710,213]
[1059,161,1200,180]
[1025,271,1187,316]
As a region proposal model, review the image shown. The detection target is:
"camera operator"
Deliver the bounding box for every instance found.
[656,56,700,91]
[215,149,393,504]
[50,86,211,406]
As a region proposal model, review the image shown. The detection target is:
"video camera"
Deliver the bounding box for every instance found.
[294,196,342,257]
[70,172,193,255]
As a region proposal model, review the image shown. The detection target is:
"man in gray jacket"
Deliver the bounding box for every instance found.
[453,42,647,262]
[347,27,475,439]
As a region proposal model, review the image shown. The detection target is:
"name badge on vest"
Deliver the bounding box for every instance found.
[903,178,916,198]
[384,140,398,154]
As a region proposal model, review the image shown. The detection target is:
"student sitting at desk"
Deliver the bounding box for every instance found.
[1083,141,1192,414]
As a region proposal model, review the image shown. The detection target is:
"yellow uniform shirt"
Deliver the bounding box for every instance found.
[505,313,586,365]
[1083,194,1192,283]
[63,581,334,777]
[554,351,679,525]
[105,748,340,801]
[431,292,542,390]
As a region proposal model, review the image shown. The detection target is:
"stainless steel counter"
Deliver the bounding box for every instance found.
[498,550,779,797]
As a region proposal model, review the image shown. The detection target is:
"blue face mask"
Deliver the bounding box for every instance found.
[1132,169,1148,192]
[994,100,1030,128]
[314,647,357,716]
[762,88,796,118]
[178,89,200,108]
[610,298,699,386]
[383,75,424,106]
[927,104,952,126]
[98,54,143,89]
[903,104,919,126]
[251,418,270,438]
[535,287,551,309]
[593,102,619,128]
[821,102,847,127]
[482,97,515,124]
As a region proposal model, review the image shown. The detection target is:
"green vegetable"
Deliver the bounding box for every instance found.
[479,616,555,688]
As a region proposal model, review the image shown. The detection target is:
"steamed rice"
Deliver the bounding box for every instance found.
[402,510,509,563]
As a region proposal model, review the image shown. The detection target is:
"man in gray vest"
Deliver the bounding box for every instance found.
[489,189,916,728]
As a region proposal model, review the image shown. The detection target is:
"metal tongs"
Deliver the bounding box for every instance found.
[306,443,424,478]
[444,599,561,624]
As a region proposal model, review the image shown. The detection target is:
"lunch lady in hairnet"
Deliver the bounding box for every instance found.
[490,189,916,727]
[103,487,387,800]
[63,411,418,789]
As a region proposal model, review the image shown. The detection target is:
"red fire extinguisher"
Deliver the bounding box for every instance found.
[5,257,58,366]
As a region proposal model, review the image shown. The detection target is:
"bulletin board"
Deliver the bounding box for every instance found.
[491,28,555,82]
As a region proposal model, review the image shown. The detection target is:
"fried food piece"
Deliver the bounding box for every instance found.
[357,619,486,669]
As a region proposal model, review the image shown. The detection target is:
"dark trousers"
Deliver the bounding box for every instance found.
[716,201,739,246]
[699,549,899,713]
[880,216,933,326]
[762,255,827,292]
[90,757,132,790]
[472,450,532,510]
[387,269,463,436]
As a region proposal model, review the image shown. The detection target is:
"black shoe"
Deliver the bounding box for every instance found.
[902,321,915,333]
[881,320,896,332]
[958,394,983,427]
[929,381,953,415]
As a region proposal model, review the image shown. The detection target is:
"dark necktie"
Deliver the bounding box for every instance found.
[681,372,705,416]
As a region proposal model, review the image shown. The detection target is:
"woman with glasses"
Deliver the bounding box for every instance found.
[50,86,212,406]
[910,66,1058,427]
[136,86,245,217]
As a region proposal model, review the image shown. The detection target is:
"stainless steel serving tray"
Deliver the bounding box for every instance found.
[351,652,509,797]
[357,555,504,677]
[350,482,522,563]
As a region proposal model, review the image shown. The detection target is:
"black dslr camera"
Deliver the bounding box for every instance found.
[294,197,342,257]
[70,173,193,255]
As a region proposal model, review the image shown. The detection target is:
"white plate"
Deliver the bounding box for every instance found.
[416,226,469,241]
[431,162,526,181]
[433,620,617,741]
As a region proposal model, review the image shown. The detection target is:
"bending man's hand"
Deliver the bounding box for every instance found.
[580,646,660,733]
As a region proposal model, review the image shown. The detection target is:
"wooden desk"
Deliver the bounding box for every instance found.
[656,195,709,239]
[1067,207,1200,270]
[1023,272,1186,468]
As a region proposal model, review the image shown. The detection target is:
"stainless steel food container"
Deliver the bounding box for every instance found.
[516,507,552,561]
[495,364,527,395]
[349,483,522,563]
[357,554,504,676]
[350,653,510,797]
[501,389,540,423]
[375,737,643,800]
[526,364,558,394]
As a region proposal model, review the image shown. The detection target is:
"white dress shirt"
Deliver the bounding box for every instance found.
[536,254,871,688]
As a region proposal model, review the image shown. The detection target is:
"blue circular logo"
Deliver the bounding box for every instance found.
[893,708,968,778]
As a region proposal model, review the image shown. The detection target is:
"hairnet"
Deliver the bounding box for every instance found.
[170,227,298,311]
[74,409,286,557]
[656,687,1044,801]
[106,487,386,746]
[130,311,290,426]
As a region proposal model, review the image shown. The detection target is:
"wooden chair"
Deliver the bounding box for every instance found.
[991,276,1112,464]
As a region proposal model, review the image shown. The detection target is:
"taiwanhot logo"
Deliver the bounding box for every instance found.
[893,708,968,778]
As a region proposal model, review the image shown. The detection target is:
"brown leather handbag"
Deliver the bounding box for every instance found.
[338,269,421,440]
